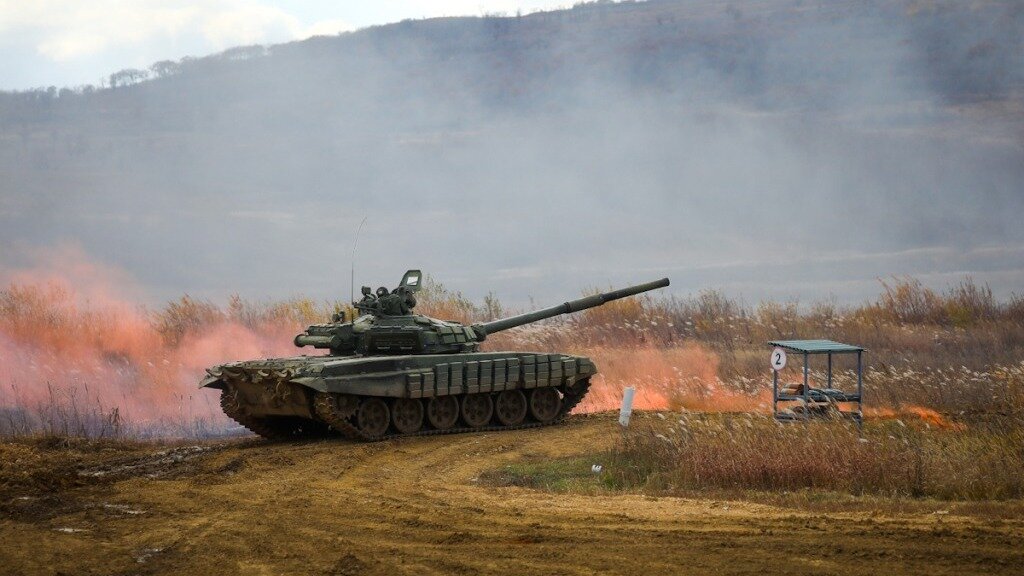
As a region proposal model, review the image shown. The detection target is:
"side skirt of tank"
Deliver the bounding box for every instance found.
[294,353,597,399]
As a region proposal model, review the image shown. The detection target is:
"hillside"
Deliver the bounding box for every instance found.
[1,0,1023,304]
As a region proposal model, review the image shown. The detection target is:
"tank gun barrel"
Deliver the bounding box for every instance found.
[474,277,669,337]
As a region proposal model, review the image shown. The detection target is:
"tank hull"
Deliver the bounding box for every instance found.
[202,352,596,440]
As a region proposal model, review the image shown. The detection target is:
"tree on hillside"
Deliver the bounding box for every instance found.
[109,68,149,89]
[219,45,266,61]
[150,60,181,79]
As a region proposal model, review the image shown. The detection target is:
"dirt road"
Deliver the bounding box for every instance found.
[2,414,1022,575]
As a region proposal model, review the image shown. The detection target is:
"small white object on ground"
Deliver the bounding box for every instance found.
[619,386,635,427]
[591,464,603,474]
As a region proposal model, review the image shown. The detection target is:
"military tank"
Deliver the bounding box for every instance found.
[201,271,669,441]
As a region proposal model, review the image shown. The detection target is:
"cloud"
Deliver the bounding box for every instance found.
[0,0,349,62]
[0,0,582,86]
[301,18,354,38]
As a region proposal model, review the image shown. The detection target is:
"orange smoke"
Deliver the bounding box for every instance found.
[568,344,960,427]
[868,405,964,429]
[0,247,304,436]
[572,342,769,414]
[0,246,965,437]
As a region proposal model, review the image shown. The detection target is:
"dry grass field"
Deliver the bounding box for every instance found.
[2,276,1023,574]
[2,414,1023,576]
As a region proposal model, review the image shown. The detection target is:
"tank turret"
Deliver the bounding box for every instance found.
[293,271,669,356]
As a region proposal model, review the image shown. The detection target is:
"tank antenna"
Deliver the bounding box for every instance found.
[351,216,367,305]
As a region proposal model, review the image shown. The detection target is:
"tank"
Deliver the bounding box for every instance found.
[200,271,669,440]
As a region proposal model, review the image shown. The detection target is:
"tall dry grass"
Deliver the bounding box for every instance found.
[611,413,1024,500]
[0,275,1022,439]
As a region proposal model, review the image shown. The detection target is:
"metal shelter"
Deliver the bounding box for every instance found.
[769,339,864,426]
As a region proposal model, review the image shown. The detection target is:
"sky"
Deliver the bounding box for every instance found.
[0,0,573,89]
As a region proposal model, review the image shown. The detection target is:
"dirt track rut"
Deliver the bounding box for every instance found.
[2,414,1023,575]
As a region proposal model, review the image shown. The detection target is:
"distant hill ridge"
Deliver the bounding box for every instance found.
[3,0,1021,111]
[0,0,1021,304]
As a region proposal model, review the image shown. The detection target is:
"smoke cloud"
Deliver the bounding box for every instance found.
[1,3,1022,310]
[0,247,305,435]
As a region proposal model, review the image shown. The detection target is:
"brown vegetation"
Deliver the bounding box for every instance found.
[436,276,1024,501]
[0,275,1022,440]
[608,413,1024,501]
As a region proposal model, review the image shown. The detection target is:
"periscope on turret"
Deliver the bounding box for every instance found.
[202,270,669,441]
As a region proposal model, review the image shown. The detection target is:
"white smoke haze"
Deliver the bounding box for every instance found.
[1,0,1022,308]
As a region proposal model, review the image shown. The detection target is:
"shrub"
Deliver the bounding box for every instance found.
[943,277,997,327]
[878,277,942,324]
[414,275,480,324]
[152,295,223,346]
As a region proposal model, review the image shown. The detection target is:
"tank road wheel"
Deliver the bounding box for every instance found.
[427,396,459,430]
[461,394,494,428]
[356,398,391,439]
[494,390,527,426]
[391,398,424,434]
[529,387,562,423]
[561,377,592,414]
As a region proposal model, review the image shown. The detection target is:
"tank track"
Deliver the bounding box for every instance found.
[312,379,592,442]
[220,387,328,440]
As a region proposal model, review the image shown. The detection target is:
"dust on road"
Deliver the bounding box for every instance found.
[2,414,1022,575]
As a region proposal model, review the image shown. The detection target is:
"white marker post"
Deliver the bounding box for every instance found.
[771,347,787,420]
[619,386,635,427]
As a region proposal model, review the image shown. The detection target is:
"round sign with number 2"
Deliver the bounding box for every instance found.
[771,347,787,371]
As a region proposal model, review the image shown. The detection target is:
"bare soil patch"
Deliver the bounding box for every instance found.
[1,414,1022,575]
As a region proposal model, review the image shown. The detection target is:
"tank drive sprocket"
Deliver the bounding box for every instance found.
[220,387,327,440]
